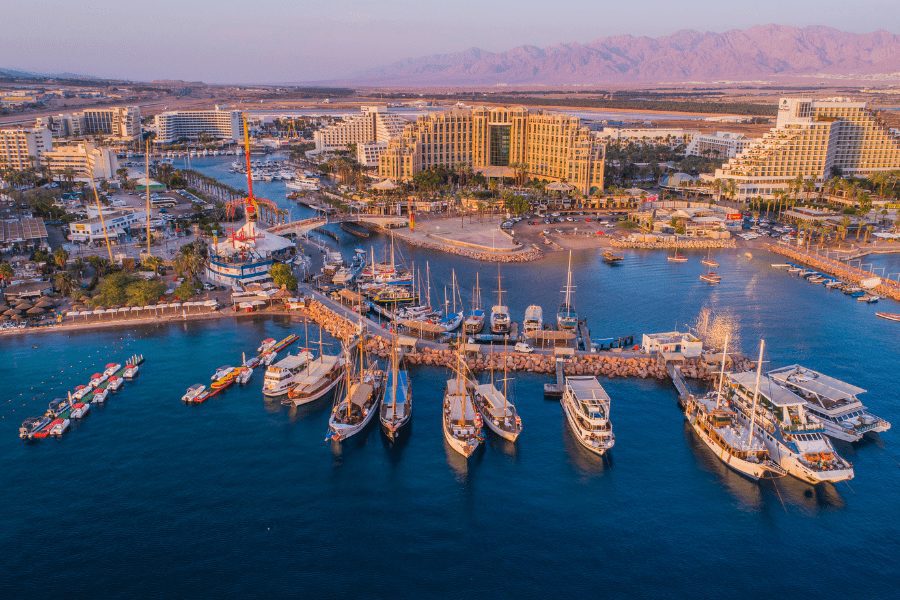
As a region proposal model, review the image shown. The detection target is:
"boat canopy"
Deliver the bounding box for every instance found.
[767,365,865,405]
[728,371,805,407]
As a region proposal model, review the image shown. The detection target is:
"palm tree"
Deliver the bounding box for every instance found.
[52,247,69,270]
[53,271,77,297]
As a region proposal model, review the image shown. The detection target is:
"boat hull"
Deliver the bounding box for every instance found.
[442,416,480,458]
[687,414,769,480]
[287,366,343,406]
[328,396,379,442]
[561,396,613,456]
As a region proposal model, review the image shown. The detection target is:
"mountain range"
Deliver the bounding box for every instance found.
[349,25,900,86]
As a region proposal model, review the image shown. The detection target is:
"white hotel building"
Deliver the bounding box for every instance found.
[69,209,146,243]
[37,106,141,141]
[313,106,407,158]
[154,109,243,144]
[0,127,52,171]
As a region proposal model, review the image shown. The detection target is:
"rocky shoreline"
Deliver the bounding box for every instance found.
[387,229,544,262]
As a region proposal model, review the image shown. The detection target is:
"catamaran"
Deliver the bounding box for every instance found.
[725,341,855,485]
[379,334,412,441]
[326,334,384,442]
[682,337,785,480]
[489,269,511,335]
[561,375,614,455]
[442,349,483,457]
[557,251,578,331]
[463,272,486,335]
[767,365,890,443]
[285,328,346,406]
[262,349,315,397]
[473,345,522,442]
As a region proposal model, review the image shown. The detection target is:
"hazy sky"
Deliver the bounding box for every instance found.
[2,0,897,83]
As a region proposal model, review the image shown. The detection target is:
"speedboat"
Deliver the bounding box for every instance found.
[103,363,121,378]
[106,376,123,392]
[72,385,90,401]
[48,418,70,437]
[122,363,139,379]
[236,366,253,385]
[182,383,207,403]
[70,402,90,419]
[19,416,51,440]
[89,372,106,387]
[91,387,109,404]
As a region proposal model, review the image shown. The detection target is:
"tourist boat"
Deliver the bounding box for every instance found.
[262,349,314,397]
[602,250,624,264]
[667,249,688,263]
[91,387,109,404]
[557,251,578,331]
[72,385,90,401]
[700,272,722,284]
[48,418,70,437]
[463,273,486,335]
[372,285,417,304]
[106,376,123,392]
[683,337,785,480]
[875,312,900,322]
[286,330,346,406]
[69,402,90,419]
[182,383,207,403]
[767,365,890,443]
[236,366,253,385]
[89,372,107,387]
[103,363,121,378]
[442,351,483,458]
[725,342,854,485]
[523,304,543,334]
[19,416,51,440]
[326,339,384,442]
[286,176,320,191]
[379,335,412,441]
[257,338,277,353]
[122,354,143,379]
[561,376,615,456]
[473,346,522,442]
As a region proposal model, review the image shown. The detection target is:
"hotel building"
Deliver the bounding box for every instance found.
[378,106,605,195]
[715,98,900,200]
[154,109,243,144]
[41,142,119,182]
[69,209,146,243]
[0,127,52,170]
[313,106,407,154]
[37,106,141,141]
[686,132,752,159]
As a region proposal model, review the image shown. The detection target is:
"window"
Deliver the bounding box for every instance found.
[489,125,511,167]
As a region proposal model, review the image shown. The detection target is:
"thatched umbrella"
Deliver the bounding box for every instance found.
[0,314,9,321]
[15,301,32,310]
[26,306,46,316]
[36,298,55,308]
[4,308,18,316]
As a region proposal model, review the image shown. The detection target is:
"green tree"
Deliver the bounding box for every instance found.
[91,272,133,307]
[0,262,13,284]
[270,263,297,290]
[173,280,199,301]
[126,279,166,305]
[53,247,69,270]
[53,271,77,296]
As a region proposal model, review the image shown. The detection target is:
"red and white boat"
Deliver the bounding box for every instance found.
[875,312,900,322]
[70,402,90,419]
[103,363,121,378]
[106,376,123,392]
[89,372,107,387]
[92,387,109,404]
[72,384,90,401]
[257,338,277,353]
[48,418,70,437]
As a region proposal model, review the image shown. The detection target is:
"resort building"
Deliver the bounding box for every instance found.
[685,132,752,159]
[0,127,52,171]
[313,106,407,153]
[715,98,900,200]
[356,141,389,167]
[36,106,141,140]
[154,109,243,144]
[41,142,119,182]
[68,209,146,243]
[378,106,605,196]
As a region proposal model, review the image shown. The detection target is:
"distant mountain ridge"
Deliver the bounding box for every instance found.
[350,25,900,86]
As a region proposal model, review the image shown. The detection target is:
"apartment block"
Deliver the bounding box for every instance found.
[0,127,52,171]
[686,132,752,159]
[378,106,605,195]
[41,142,119,181]
[154,109,243,144]
[36,106,141,140]
[715,98,900,200]
[313,106,407,153]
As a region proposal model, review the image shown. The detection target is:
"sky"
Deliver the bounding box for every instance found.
[2,0,897,83]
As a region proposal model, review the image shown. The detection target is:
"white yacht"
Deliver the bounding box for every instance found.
[561,376,614,455]
[262,350,314,397]
[182,384,207,403]
[523,305,543,334]
[286,176,320,191]
[489,270,511,335]
[726,365,854,485]
[767,365,890,442]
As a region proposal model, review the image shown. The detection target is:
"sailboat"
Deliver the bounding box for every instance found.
[682,336,785,480]
[557,251,578,330]
[326,327,384,442]
[442,348,483,457]
[668,247,688,262]
[285,326,346,406]
[438,269,464,332]
[474,343,523,442]
[379,333,412,441]
[463,272,486,335]
[489,268,511,335]
[701,249,719,268]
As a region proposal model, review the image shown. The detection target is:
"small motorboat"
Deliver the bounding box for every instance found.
[48,418,70,437]
[72,385,90,401]
[89,372,106,387]
[106,376,123,392]
[182,384,207,403]
[91,387,109,404]
[122,363,139,379]
[236,367,253,385]
[103,363,121,378]
[700,272,722,284]
[70,402,90,419]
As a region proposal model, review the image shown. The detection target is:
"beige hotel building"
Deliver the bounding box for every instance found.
[378,106,605,196]
[715,98,900,200]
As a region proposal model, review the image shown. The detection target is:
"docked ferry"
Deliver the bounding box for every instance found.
[725,370,854,484]
[561,376,615,456]
[767,365,890,442]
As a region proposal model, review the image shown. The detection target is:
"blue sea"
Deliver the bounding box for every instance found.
[1,157,897,597]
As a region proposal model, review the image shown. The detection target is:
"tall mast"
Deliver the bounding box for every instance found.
[144,138,152,258]
[391,333,399,420]
[451,270,457,313]
[715,334,729,410]
[390,232,395,271]
[503,336,509,413]
[425,262,432,308]
[344,341,353,419]
[86,157,114,263]
[474,272,481,310]
[496,267,503,307]
[564,250,573,308]
[745,339,766,447]
[457,347,465,426]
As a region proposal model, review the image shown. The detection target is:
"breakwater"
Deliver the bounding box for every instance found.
[387,230,544,263]
[611,237,736,250]
[769,243,900,301]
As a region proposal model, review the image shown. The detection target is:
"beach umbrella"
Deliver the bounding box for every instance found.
[26,306,45,315]
[15,301,32,310]
[36,298,55,308]
[3,308,17,316]
[0,315,8,321]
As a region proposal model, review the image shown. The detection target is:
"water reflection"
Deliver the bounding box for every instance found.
[443,437,484,482]
[486,434,519,460]
[681,423,764,511]
[562,421,612,478]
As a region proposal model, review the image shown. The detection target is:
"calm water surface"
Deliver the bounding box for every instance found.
[1,158,897,596]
